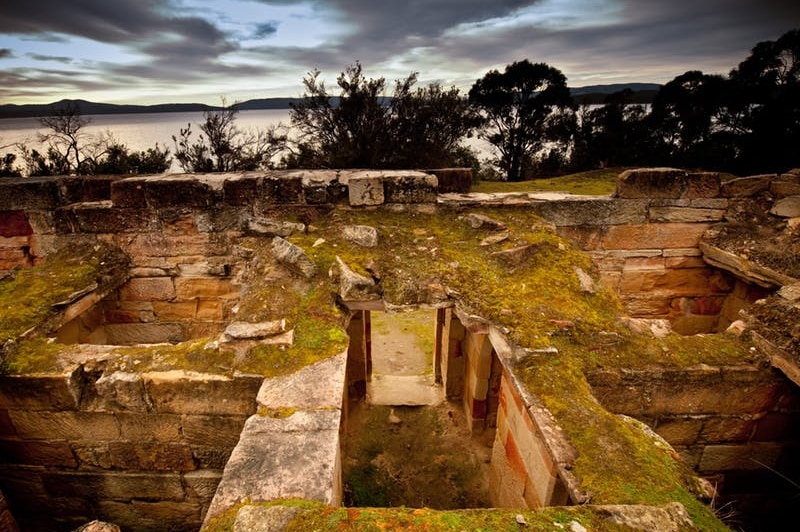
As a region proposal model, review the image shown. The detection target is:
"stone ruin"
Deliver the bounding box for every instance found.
[0,167,798,531]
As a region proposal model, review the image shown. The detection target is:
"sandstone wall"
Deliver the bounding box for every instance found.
[0,367,259,530]
[587,364,800,495]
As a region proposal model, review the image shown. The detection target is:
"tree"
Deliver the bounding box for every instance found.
[728,28,800,173]
[648,71,732,169]
[469,60,574,181]
[38,101,91,175]
[288,62,390,168]
[173,100,287,173]
[287,62,479,169]
[92,143,172,175]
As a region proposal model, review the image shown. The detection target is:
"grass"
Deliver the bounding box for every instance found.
[471,168,627,195]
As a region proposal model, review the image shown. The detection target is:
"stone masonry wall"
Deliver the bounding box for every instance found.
[586,364,800,494]
[0,366,260,530]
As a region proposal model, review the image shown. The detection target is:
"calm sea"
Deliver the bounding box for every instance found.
[0,108,496,173]
[0,109,291,173]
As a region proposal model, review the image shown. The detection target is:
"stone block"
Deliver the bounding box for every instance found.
[191,446,232,469]
[770,196,800,218]
[720,175,772,197]
[0,410,14,436]
[174,277,238,299]
[263,176,304,204]
[181,415,247,449]
[144,176,224,208]
[0,211,32,238]
[534,198,648,226]
[223,174,261,206]
[104,441,196,471]
[97,500,202,531]
[623,256,664,271]
[665,256,707,269]
[257,352,346,410]
[0,178,61,210]
[144,372,260,415]
[465,332,493,379]
[233,505,299,532]
[9,411,120,441]
[0,439,78,467]
[204,410,341,522]
[348,175,384,206]
[0,374,81,411]
[152,301,198,320]
[653,417,703,445]
[685,172,722,198]
[91,371,151,412]
[382,172,438,203]
[42,471,186,501]
[110,179,147,208]
[196,300,224,320]
[104,323,185,345]
[648,206,726,223]
[698,443,782,473]
[184,469,223,500]
[119,277,176,302]
[671,315,718,335]
[427,168,472,193]
[602,223,711,250]
[699,417,756,443]
[615,168,688,199]
[770,179,800,198]
[618,268,715,297]
[117,413,182,442]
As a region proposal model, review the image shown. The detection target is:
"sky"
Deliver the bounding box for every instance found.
[0,0,798,106]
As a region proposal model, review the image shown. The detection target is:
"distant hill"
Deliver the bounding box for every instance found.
[570,83,661,105]
[0,84,662,119]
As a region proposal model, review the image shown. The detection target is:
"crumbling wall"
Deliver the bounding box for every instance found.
[0,368,259,530]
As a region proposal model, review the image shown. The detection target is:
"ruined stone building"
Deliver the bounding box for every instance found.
[0,168,798,531]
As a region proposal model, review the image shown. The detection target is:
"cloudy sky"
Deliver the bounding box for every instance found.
[0,0,798,105]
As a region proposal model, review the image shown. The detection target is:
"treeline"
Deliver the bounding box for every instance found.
[2,28,797,180]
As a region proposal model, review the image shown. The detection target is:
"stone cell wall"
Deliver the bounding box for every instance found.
[587,365,800,492]
[0,490,20,532]
[533,168,800,333]
[489,367,573,509]
[0,367,259,530]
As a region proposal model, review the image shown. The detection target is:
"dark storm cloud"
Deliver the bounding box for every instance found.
[0,48,12,58]
[254,22,279,38]
[29,53,74,63]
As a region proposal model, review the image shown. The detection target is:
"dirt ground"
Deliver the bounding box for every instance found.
[343,309,495,509]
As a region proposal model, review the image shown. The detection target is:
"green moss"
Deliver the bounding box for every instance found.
[106,338,235,374]
[472,168,628,196]
[0,243,114,342]
[202,499,660,531]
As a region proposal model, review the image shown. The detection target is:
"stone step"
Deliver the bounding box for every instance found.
[367,374,443,406]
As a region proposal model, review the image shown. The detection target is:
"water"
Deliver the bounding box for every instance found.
[0,108,496,173]
[0,109,292,173]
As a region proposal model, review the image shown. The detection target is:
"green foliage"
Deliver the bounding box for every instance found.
[92,143,171,174]
[173,101,287,172]
[287,62,479,169]
[469,59,574,181]
[0,152,22,177]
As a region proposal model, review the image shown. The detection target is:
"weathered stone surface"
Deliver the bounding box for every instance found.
[698,442,782,473]
[383,172,437,203]
[700,242,797,287]
[596,502,695,532]
[648,206,726,223]
[342,225,378,247]
[144,175,225,208]
[233,505,299,532]
[271,236,317,279]
[73,520,121,532]
[9,411,120,441]
[770,196,800,218]
[144,371,260,415]
[771,178,800,198]
[533,198,648,226]
[116,413,181,442]
[0,211,32,238]
[427,167,472,193]
[490,244,537,267]
[0,373,81,410]
[257,352,346,409]
[264,176,304,203]
[222,174,261,206]
[104,323,185,345]
[174,277,238,299]
[573,267,595,293]
[720,175,772,197]
[182,414,247,449]
[460,213,507,231]
[0,177,61,210]
[204,410,341,523]
[603,223,711,250]
[615,168,688,199]
[0,439,78,467]
[348,175,384,206]
[92,371,151,412]
[184,469,223,499]
[334,256,381,301]
[245,217,305,237]
[223,320,286,340]
[43,471,186,500]
[119,277,176,302]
